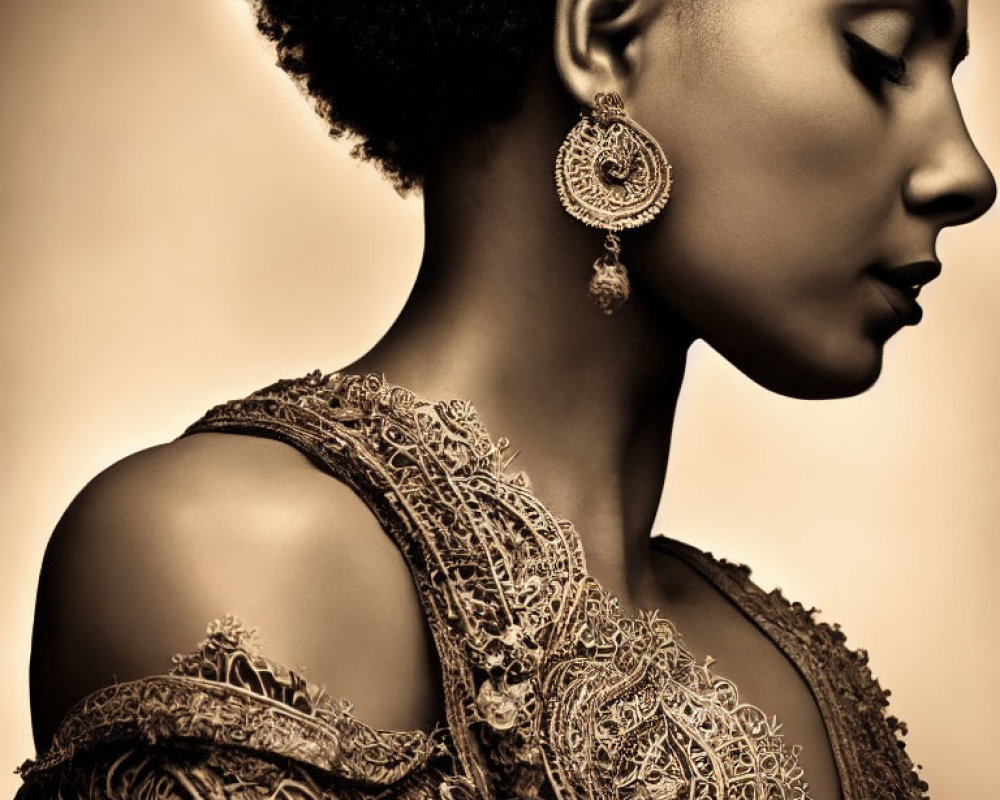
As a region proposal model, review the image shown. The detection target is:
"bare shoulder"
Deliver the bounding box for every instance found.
[30,432,441,752]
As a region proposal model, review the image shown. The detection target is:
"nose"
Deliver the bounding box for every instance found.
[903,91,997,228]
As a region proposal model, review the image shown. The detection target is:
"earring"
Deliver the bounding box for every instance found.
[555,92,672,315]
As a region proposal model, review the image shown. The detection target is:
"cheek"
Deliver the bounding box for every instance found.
[644,7,896,270]
[628,4,905,396]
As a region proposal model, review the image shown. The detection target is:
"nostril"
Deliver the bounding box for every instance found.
[917,182,996,226]
[926,193,977,218]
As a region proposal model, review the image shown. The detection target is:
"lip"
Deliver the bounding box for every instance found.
[868,260,942,326]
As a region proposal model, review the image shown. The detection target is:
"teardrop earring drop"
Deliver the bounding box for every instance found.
[555,92,673,314]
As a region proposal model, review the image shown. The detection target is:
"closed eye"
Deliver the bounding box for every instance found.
[844,31,908,98]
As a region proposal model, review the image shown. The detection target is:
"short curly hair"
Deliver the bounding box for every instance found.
[249,1,555,191]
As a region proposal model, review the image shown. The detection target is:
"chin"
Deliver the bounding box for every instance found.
[723,338,886,401]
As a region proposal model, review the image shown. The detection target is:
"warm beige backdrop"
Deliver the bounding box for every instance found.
[2,1,998,796]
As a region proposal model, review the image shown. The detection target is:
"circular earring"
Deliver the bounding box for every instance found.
[555,92,672,314]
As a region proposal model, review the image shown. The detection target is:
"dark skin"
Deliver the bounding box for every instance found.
[30,1,994,798]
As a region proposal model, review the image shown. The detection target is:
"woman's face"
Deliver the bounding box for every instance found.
[629,0,995,398]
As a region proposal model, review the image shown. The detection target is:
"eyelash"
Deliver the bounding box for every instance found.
[844,31,908,97]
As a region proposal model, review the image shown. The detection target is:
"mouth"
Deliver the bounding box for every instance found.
[867,260,942,325]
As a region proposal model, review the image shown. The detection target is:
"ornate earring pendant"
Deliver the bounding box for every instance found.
[555,92,672,314]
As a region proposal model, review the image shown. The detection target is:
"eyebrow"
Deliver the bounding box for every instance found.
[919,0,954,30]
[915,0,970,68]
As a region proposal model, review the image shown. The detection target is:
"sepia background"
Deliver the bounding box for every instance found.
[2,0,998,796]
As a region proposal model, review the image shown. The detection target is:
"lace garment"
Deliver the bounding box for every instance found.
[18,372,928,800]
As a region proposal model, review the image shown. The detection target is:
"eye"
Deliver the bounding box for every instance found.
[844,31,908,98]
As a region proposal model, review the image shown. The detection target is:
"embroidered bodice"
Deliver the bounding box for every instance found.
[18,372,928,800]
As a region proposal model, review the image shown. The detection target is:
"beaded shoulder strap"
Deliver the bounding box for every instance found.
[181,372,816,800]
[182,372,589,799]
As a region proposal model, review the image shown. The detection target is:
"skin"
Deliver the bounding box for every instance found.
[352,0,993,794]
[625,0,996,398]
[29,1,994,798]
[350,0,994,638]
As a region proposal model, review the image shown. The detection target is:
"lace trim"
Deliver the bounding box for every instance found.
[17,745,456,800]
[182,372,816,800]
[20,616,443,788]
[20,371,929,800]
[652,536,930,800]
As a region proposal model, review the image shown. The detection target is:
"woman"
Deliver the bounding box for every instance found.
[13,0,996,798]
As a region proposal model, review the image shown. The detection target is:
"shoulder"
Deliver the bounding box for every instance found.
[30,431,440,751]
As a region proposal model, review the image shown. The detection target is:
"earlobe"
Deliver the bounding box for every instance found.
[554,0,665,106]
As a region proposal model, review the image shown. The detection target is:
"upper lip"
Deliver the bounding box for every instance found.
[869,260,942,297]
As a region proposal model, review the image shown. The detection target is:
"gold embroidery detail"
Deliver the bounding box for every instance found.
[19,616,448,799]
[185,373,812,800]
[18,372,929,800]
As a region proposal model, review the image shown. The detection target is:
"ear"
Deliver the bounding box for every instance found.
[554,0,666,107]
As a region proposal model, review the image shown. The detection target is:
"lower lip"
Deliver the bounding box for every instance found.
[872,278,923,325]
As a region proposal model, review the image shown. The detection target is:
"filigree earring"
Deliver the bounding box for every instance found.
[555,92,672,314]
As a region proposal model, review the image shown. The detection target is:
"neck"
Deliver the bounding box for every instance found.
[347,66,693,607]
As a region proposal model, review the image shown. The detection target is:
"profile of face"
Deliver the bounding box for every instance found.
[580,0,995,398]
